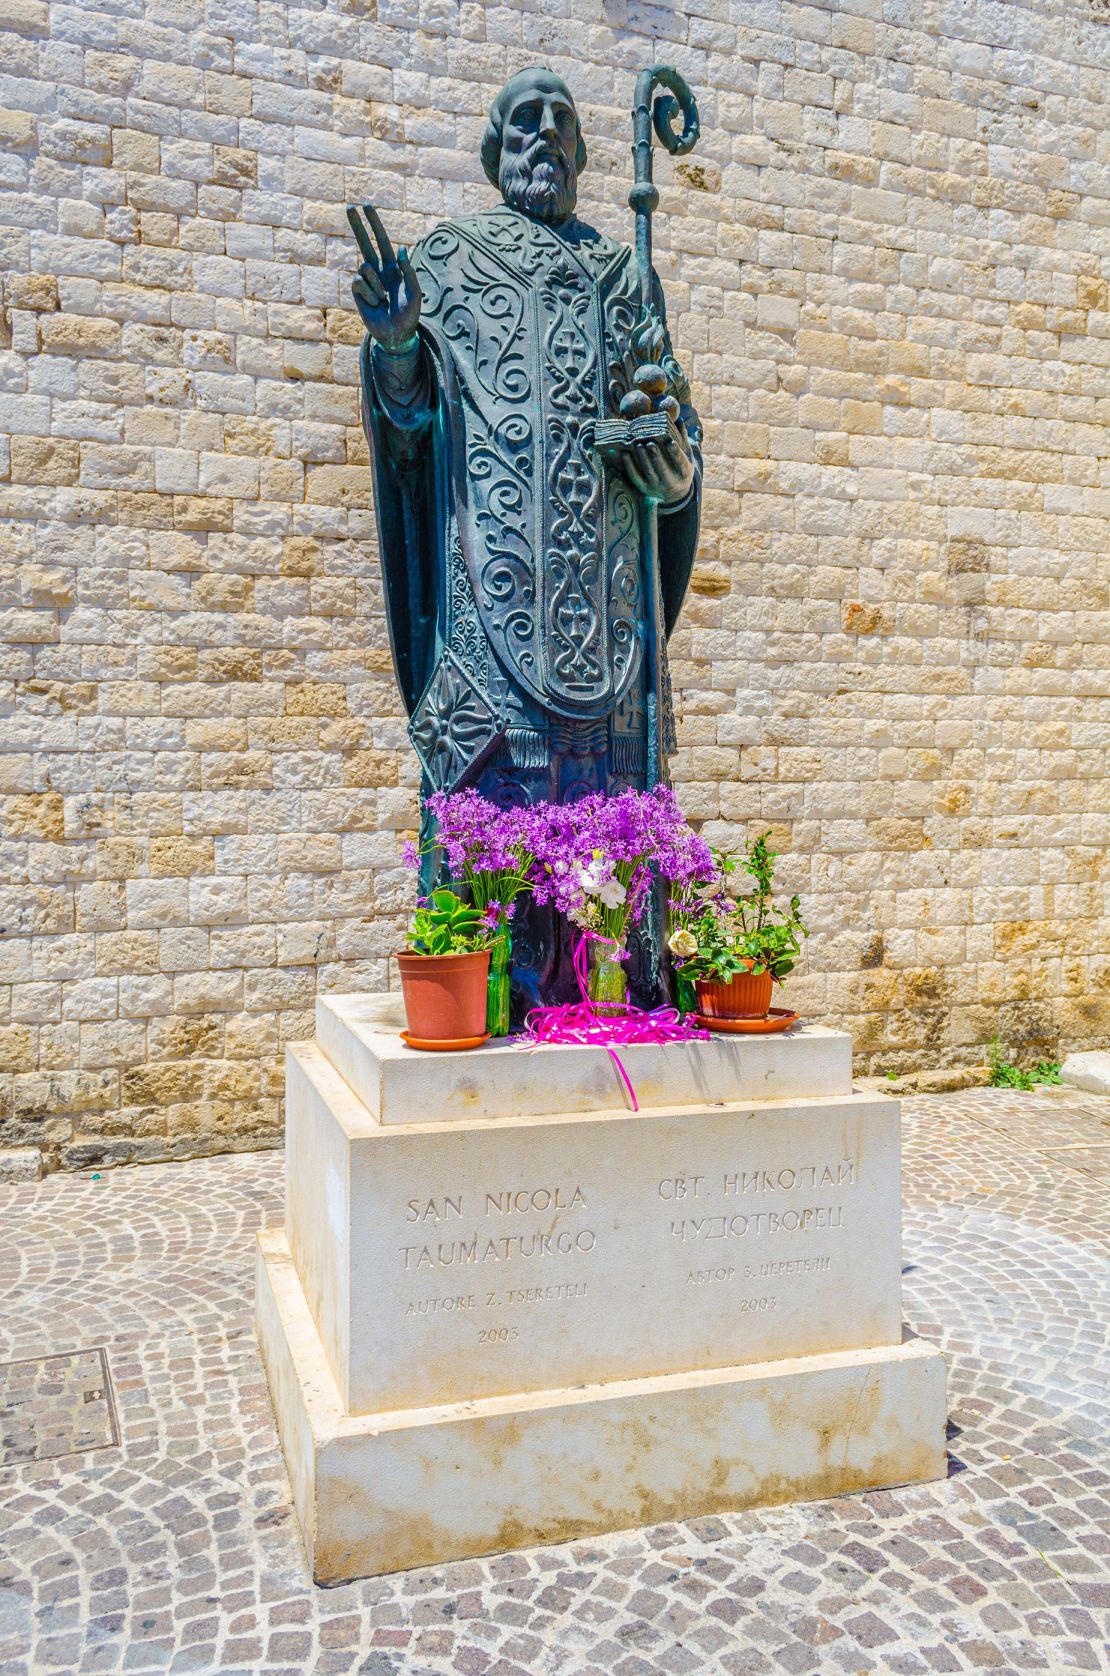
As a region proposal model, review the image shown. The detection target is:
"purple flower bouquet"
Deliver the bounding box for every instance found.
[405,790,547,1036]
[406,784,718,1027]
[529,786,716,1010]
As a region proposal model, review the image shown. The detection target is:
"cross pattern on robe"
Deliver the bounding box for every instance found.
[556,550,602,682]
[559,450,594,521]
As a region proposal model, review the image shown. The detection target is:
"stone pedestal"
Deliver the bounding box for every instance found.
[256,994,947,1583]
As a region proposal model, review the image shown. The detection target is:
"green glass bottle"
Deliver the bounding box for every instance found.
[486,926,512,1037]
[588,939,628,1015]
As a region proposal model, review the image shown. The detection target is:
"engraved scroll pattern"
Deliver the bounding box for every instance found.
[414,215,649,718]
[418,225,538,685]
[541,259,607,699]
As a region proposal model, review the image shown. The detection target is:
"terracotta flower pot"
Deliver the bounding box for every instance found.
[695,963,774,1021]
[395,949,491,1043]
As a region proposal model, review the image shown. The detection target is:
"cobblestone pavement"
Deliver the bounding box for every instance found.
[1,1087,1108,1676]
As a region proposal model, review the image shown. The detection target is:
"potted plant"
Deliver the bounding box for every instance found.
[395,888,494,1048]
[404,790,542,1037]
[670,834,807,1027]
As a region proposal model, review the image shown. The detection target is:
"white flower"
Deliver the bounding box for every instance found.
[669,926,698,958]
[579,859,626,911]
[598,878,627,910]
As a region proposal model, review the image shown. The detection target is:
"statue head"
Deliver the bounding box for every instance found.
[480,67,587,226]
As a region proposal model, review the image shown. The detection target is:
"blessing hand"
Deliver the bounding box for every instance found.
[348,202,422,352]
[620,433,695,507]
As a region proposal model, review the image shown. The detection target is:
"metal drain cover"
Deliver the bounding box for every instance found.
[0,1349,119,1466]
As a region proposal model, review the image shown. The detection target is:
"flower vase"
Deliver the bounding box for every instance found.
[486,926,512,1038]
[587,938,628,1015]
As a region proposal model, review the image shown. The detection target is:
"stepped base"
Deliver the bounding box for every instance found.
[257,1227,948,1585]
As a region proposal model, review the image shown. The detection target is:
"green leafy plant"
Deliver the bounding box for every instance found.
[670,833,808,985]
[407,888,493,957]
[987,1036,1063,1090]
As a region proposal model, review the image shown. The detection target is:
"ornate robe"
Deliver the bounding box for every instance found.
[360,203,702,802]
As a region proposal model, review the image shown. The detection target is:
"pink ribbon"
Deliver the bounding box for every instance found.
[518,933,708,1111]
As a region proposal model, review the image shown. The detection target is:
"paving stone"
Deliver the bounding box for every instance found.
[0,1348,117,1467]
[0,1089,1108,1673]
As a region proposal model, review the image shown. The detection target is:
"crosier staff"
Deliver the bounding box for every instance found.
[631,66,700,320]
[597,65,700,1005]
[603,66,700,793]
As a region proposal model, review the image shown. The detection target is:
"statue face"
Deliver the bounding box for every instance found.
[498,73,579,225]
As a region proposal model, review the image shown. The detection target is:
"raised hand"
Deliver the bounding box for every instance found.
[347,203,421,352]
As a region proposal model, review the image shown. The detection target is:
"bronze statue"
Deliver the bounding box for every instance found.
[350,65,703,1013]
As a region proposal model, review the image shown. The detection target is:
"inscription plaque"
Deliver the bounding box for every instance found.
[287,1043,903,1414]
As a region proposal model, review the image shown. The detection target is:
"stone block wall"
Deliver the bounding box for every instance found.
[1,0,1108,1170]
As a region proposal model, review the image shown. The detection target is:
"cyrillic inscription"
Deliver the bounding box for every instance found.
[722,1162,855,1195]
[662,1158,856,1250]
[670,1206,845,1242]
[761,1255,832,1277]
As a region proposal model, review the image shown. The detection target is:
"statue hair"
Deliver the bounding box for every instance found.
[480,69,588,188]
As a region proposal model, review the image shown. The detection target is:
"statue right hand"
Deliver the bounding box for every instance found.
[347,202,422,352]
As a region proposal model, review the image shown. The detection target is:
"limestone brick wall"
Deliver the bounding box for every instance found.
[2,0,1108,1171]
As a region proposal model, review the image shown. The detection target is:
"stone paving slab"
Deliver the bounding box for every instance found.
[0,1348,117,1468]
[0,1087,1107,1675]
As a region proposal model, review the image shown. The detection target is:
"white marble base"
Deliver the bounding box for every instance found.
[257,1226,947,1585]
[286,1040,905,1415]
[316,992,853,1123]
[257,992,947,1582]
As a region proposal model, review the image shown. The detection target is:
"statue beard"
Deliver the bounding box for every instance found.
[499,144,577,224]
